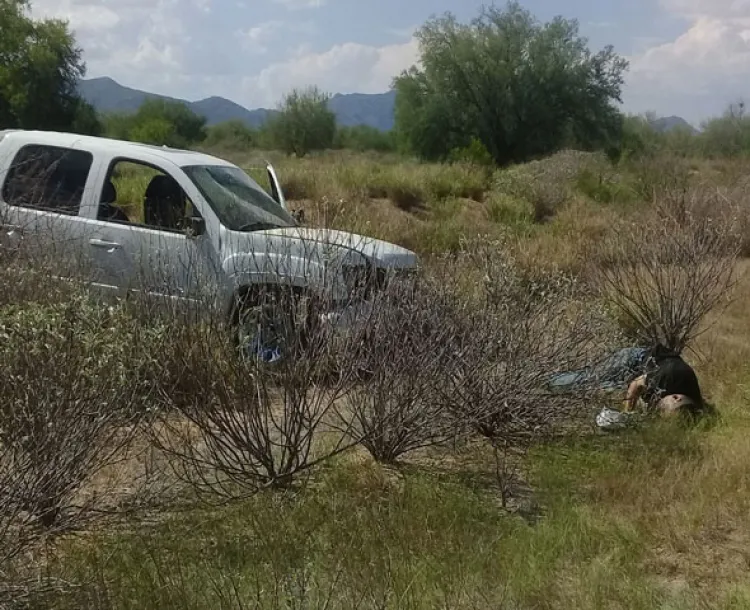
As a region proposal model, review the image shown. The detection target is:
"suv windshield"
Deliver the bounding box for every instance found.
[183,164,296,231]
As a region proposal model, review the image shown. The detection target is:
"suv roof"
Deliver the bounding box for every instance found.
[0,130,235,169]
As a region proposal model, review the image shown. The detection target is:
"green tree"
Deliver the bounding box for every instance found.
[333,124,395,152]
[101,99,207,147]
[204,119,256,150]
[100,112,134,140]
[697,101,750,158]
[128,117,176,147]
[69,97,103,136]
[616,114,660,161]
[0,0,100,133]
[130,98,207,147]
[393,2,628,165]
[267,86,336,156]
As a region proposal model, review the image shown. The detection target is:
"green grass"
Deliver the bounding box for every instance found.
[46,412,750,610]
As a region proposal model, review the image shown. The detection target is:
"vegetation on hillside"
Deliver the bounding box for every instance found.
[3,0,750,163]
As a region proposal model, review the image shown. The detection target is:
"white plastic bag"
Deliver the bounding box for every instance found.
[596,407,631,431]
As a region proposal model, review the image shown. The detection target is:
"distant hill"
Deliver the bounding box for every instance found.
[78,77,694,136]
[648,115,698,134]
[77,77,274,128]
[77,77,396,131]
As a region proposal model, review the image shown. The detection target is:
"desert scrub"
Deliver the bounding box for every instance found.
[485,191,535,232]
[0,295,168,414]
[624,152,693,202]
[493,150,609,222]
[259,153,491,208]
[0,292,167,604]
[574,162,636,205]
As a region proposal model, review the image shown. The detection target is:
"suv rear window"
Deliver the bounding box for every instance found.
[1,144,93,215]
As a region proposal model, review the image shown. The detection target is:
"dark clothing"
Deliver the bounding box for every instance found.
[642,354,704,409]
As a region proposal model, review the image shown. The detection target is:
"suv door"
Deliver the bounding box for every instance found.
[266,163,287,211]
[0,142,103,283]
[83,158,222,307]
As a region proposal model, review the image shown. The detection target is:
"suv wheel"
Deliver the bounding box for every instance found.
[234,288,313,364]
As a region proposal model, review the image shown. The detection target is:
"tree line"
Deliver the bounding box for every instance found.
[100,89,397,156]
[3,0,750,163]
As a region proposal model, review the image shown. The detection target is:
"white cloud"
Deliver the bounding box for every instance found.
[29,0,193,76]
[245,38,419,105]
[240,20,284,54]
[625,0,750,121]
[238,20,316,55]
[25,0,419,110]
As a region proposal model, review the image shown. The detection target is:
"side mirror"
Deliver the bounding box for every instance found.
[187,216,206,237]
[293,209,305,225]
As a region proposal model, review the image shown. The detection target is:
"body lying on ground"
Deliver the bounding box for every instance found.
[623,344,706,418]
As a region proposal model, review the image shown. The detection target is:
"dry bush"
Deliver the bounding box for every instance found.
[0,287,169,604]
[0,151,177,602]
[0,296,161,523]
[146,242,390,501]
[626,153,692,203]
[592,186,742,353]
[331,272,458,464]
[494,166,564,223]
[493,150,607,223]
[434,238,619,503]
[148,314,362,500]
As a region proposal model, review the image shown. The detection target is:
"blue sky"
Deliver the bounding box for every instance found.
[30,0,750,125]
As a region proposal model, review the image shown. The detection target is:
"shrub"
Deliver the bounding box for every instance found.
[591,186,742,352]
[433,237,617,504]
[449,137,495,168]
[333,273,458,463]
[575,166,634,204]
[425,162,489,202]
[486,192,534,229]
[101,99,207,148]
[0,289,169,603]
[333,125,395,152]
[147,259,380,500]
[626,153,692,203]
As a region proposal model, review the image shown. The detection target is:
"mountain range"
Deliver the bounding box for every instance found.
[77,77,397,131]
[77,76,695,134]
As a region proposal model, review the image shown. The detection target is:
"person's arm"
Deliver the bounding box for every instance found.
[624,375,647,412]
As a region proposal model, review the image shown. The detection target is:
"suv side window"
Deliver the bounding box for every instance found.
[98,159,201,235]
[1,144,93,215]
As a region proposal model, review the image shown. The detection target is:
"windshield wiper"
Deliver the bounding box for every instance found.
[236,221,284,232]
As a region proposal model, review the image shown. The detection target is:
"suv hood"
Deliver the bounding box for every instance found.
[236,226,418,269]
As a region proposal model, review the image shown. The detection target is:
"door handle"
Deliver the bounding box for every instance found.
[1,224,23,236]
[89,238,122,250]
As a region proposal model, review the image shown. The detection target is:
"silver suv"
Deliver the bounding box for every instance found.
[0,130,419,357]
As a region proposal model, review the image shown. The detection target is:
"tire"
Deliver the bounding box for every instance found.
[233,286,316,363]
